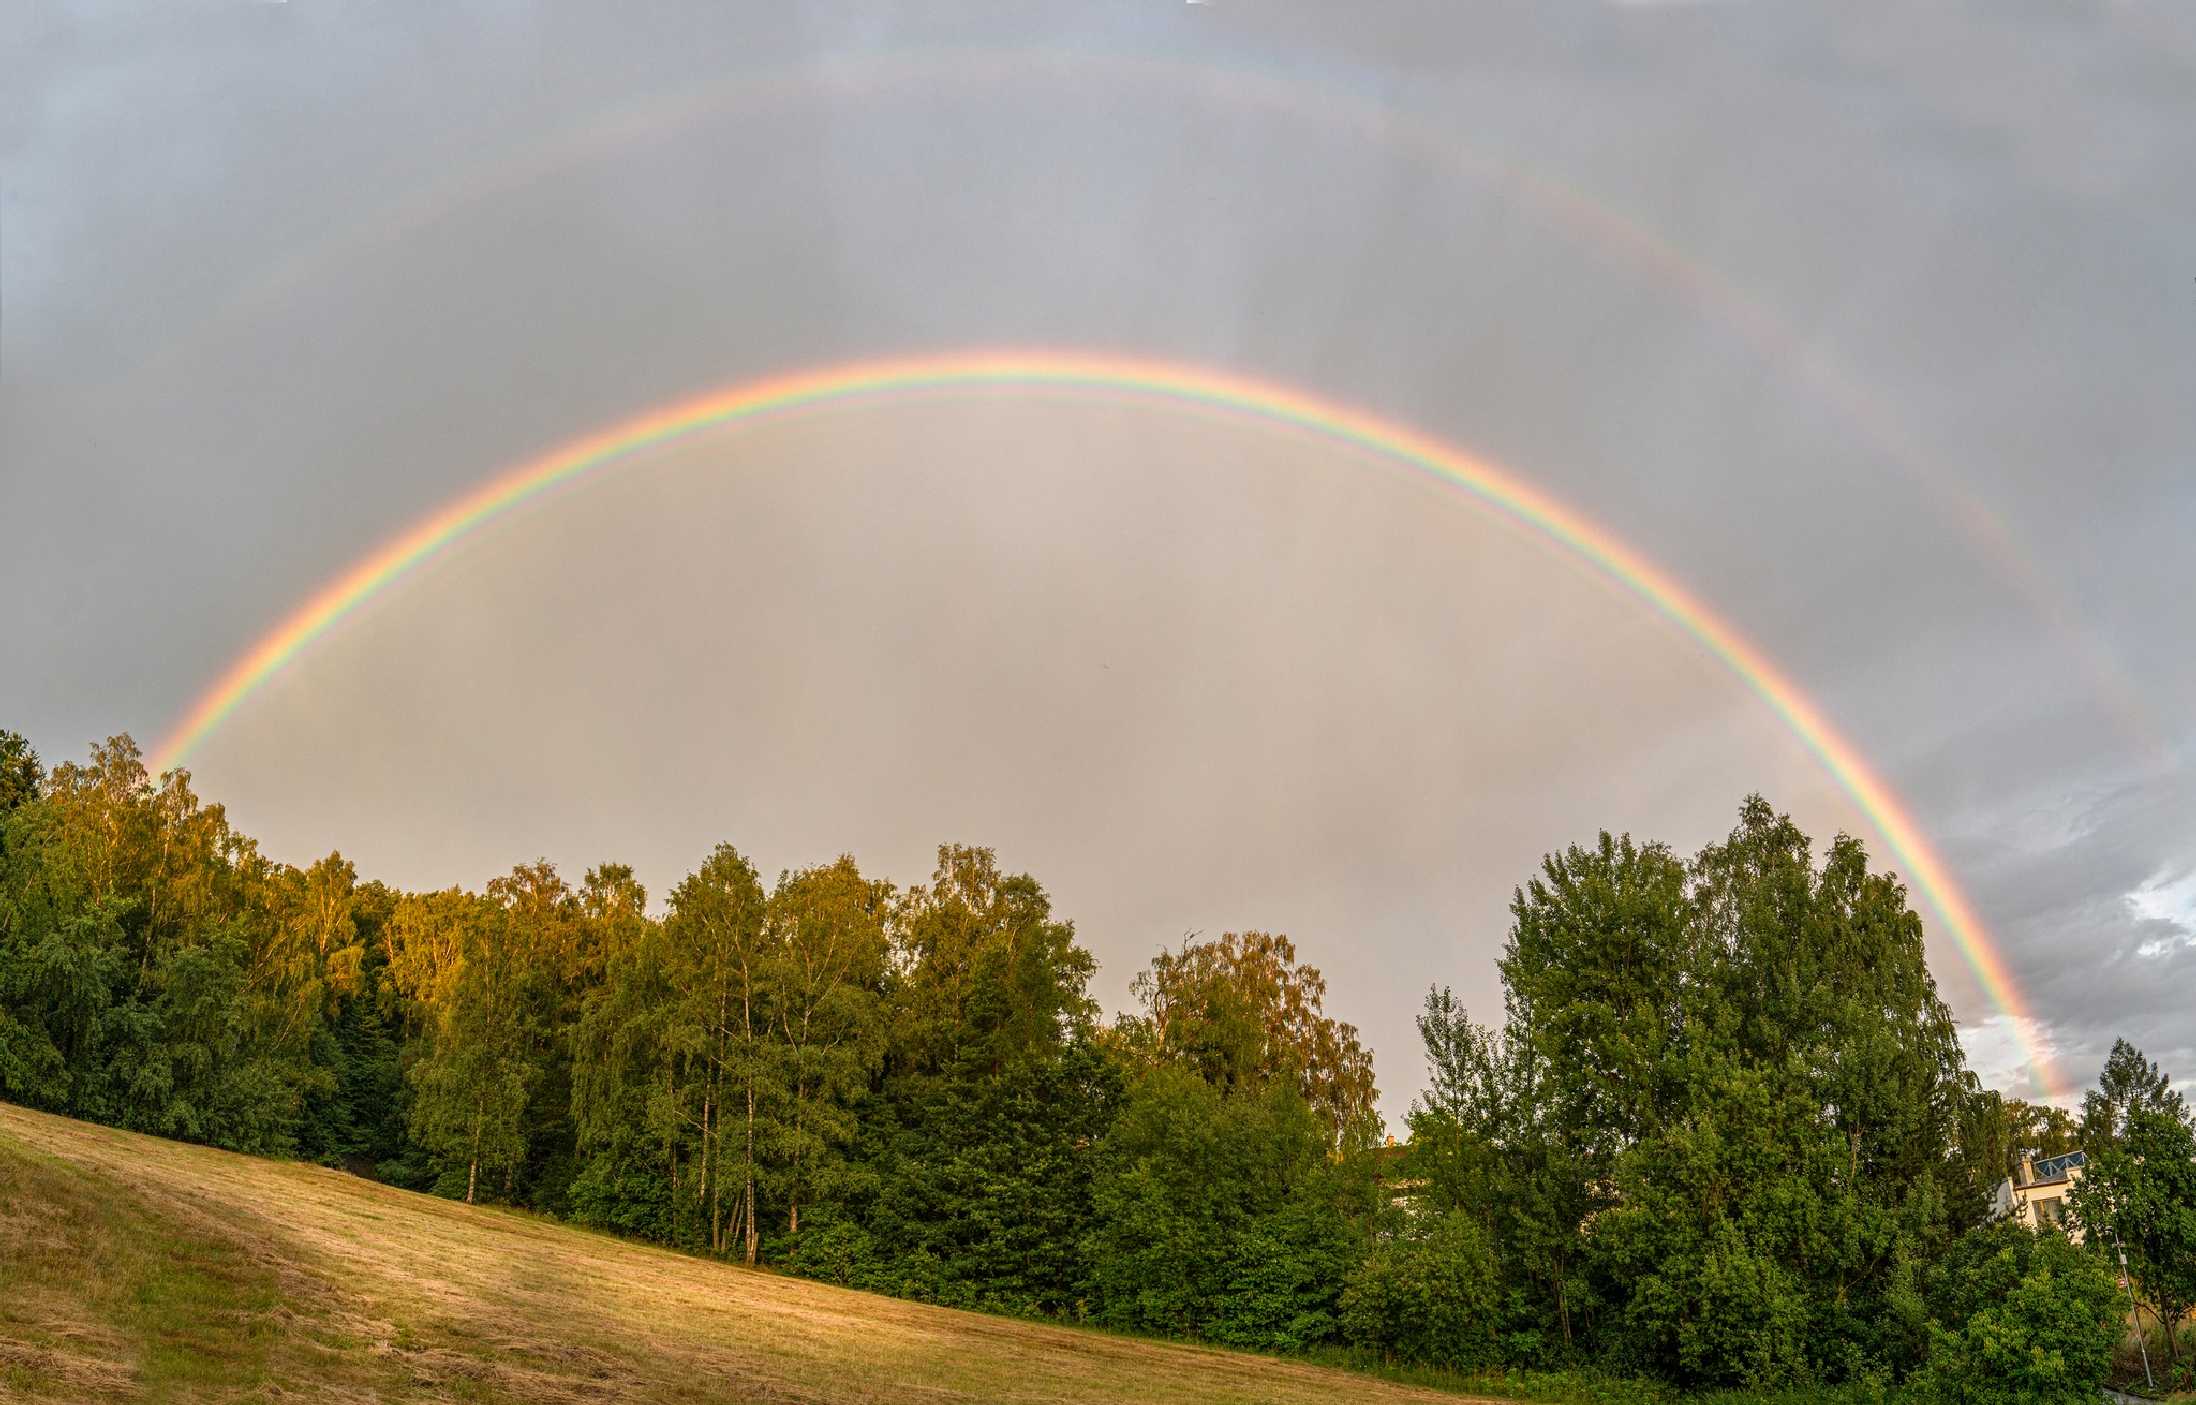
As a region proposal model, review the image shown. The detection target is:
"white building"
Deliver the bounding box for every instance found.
[1990,1149,2087,1242]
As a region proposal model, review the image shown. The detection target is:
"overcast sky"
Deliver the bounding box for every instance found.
[5,0,2192,1123]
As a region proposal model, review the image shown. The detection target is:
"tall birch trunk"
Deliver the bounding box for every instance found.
[744,1079,758,1264]
[467,1097,484,1204]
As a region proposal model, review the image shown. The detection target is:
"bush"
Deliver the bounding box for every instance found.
[1206,1194,1360,1352]
[1340,1211,1502,1368]
[566,1151,672,1239]
[1908,1222,2122,1405]
[1593,1208,1812,1388]
[1084,1070,1339,1339]
[783,1215,876,1287]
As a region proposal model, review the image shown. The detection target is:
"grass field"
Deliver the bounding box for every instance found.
[0,1102,1491,1404]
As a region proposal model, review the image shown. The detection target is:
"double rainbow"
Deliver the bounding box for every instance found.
[149,350,2061,1098]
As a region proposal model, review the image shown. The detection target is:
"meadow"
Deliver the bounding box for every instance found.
[0,1101,1485,1405]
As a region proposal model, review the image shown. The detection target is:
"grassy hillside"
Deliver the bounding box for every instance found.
[0,1103,1487,1404]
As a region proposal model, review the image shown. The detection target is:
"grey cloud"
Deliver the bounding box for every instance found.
[5,0,2191,1122]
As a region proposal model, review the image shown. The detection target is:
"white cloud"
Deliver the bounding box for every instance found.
[1960,1013,2073,1107]
[2126,869,2196,949]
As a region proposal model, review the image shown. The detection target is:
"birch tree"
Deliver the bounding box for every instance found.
[664,844,768,1260]
[1119,930,1379,1148]
[390,890,536,1202]
[764,857,890,1238]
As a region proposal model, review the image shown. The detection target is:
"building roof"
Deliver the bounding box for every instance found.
[2031,1150,2086,1182]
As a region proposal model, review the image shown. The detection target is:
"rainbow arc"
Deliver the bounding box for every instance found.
[149,350,2062,1099]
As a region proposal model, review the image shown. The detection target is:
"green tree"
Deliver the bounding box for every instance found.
[2070,1101,2196,1373]
[2009,1098,2082,1164]
[663,843,770,1260]
[310,878,407,1174]
[253,853,362,1056]
[0,791,122,1110]
[801,846,1116,1313]
[1405,987,1592,1362]
[889,844,1096,1081]
[833,1037,1120,1313]
[487,860,603,1212]
[571,895,692,1244]
[2081,1037,2187,1148]
[1960,1092,2083,1192]
[1482,798,1973,1386]
[763,857,890,1241]
[1085,1066,1350,1346]
[1501,830,1691,1157]
[388,889,537,1202]
[0,736,317,1150]
[0,730,41,835]
[580,864,651,968]
[128,931,299,1152]
[1117,930,1380,1148]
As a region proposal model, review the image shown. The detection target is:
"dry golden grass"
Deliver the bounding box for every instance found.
[0,1103,1493,1404]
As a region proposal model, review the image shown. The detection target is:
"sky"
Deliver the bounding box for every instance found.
[4,0,2193,1124]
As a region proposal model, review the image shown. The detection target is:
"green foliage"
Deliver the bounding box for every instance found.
[1083,1067,1364,1349]
[1668,809,1956,1381]
[1211,1193,1363,1351]
[889,844,1097,1080]
[0,730,41,830]
[1115,930,1381,1148]
[761,857,891,1236]
[858,1039,1119,1314]
[766,846,1116,1312]
[1406,989,1594,1365]
[129,933,301,1153]
[0,739,317,1154]
[1908,1222,2123,1405]
[1589,1078,1817,1386]
[1341,1211,1502,1368]
[2070,1093,2196,1371]
[2080,1037,2186,1148]
[389,888,541,1202]
[1418,797,1980,1389]
[5,732,2172,1402]
[780,1210,877,1286]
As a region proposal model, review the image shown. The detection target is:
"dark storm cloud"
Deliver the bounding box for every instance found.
[4,0,2191,1117]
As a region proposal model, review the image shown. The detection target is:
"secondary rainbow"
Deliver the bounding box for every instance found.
[150,350,2061,1098]
[162,43,2156,761]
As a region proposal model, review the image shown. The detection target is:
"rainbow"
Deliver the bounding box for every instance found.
[149,350,2062,1098]
[146,43,2158,763]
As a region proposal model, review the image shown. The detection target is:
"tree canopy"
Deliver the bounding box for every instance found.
[0,733,2165,1398]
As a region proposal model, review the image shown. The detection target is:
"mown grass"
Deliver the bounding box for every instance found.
[0,1101,1493,1404]
[0,1122,540,1403]
[0,1129,283,1400]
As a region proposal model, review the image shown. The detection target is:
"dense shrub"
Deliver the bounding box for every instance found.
[1597,1212,1813,1389]
[1084,1069,1346,1342]
[780,1213,876,1287]
[1207,1194,1363,1351]
[1907,1222,2122,1405]
[1341,1211,1502,1368]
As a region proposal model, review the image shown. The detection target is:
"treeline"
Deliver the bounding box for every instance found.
[0,733,1379,1342]
[0,729,2183,1400]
